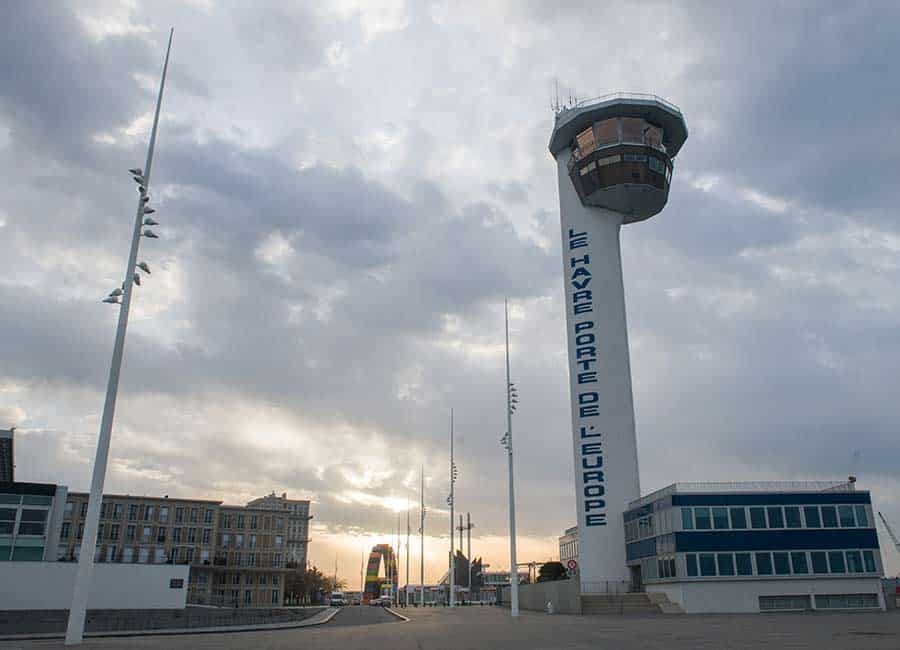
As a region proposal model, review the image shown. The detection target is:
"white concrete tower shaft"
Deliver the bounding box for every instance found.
[549,94,687,590]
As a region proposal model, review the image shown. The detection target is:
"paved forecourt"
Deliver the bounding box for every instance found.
[2,606,898,650]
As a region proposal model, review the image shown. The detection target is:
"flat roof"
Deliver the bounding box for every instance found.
[67,491,223,505]
[629,481,859,510]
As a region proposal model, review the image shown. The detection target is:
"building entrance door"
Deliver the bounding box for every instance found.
[629,565,643,593]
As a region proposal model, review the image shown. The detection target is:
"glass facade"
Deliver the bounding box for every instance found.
[0,485,57,561]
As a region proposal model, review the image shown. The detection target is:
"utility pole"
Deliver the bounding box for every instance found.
[420,465,425,607]
[65,28,173,646]
[466,512,474,593]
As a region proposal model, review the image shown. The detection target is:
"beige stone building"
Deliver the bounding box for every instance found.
[245,492,311,569]
[60,492,305,607]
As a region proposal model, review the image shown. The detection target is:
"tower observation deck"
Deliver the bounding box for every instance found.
[549,93,687,589]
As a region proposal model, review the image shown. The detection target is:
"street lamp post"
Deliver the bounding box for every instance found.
[64,28,174,646]
[502,298,520,617]
[447,409,457,607]
[419,465,425,608]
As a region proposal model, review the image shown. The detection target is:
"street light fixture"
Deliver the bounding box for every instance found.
[65,28,174,647]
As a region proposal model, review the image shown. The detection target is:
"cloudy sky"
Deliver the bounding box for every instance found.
[2,1,900,583]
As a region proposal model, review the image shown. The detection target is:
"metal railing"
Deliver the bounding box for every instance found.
[559,92,682,116]
[580,580,634,595]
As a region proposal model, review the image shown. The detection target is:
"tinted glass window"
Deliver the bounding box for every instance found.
[755,553,773,575]
[821,506,838,528]
[576,127,596,157]
[712,507,729,530]
[854,506,869,527]
[694,507,711,530]
[681,508,694,530]
[686,553,698,576]
[699,553,716,576]
[773,552,791,575]
[749,507,767,529]
[811,551,828,574]
[729,508,747,529]
[595,119,618,146]
[863,550,876,572]
[717,553,735,576]
[620,117,644,143]
[804,506,821,528]
[828,551,846,573]
[784,506,802,528]
[838,505,856,527]
[767,507,784,528]
[735,553,753,576]
[845,551,864,573]
[644,124,663,148]
[791,552,809,574]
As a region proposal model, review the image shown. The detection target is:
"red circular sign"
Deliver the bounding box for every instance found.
[566,559,578,570]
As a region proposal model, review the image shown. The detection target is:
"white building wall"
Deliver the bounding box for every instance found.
[647,577,885,613]
[0,562,189,610]
[556,147,641,586]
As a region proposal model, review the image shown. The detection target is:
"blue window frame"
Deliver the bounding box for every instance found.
[821,506,838,528]
[681,508,693,530]
[686,553,698,576]
[854,506,869,527]
[767,507,784,529]
[838,505,856,528]
[784,506,802,528]
[729,507,747,529]
[755,552,773,575]
[811,551,828,574]
[694,507,711,530]
[863,550,876,572]
[846,551,864,573]
[717,553,735,576]
[749,507,767,529]
[803,506,821,528]
[773,552,791,575]
[735,553,753,576]
[712,507,729,530]
[699,553,716,576]
[827,551,846,573]
[791,551,809,574]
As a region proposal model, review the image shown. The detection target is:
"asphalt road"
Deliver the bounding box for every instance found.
[4,606,900,650]
[328,605,397,626]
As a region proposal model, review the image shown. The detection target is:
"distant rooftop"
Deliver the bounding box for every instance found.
[629,480,858,510]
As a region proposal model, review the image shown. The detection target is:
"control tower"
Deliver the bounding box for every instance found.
[549,93,687,587]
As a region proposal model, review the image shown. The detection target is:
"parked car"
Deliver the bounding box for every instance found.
[329,591,346,607]
[369,596,388,607]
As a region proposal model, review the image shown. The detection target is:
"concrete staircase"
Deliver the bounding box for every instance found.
[580,592,683,615]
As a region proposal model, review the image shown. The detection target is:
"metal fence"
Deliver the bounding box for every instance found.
[579,580,634,595]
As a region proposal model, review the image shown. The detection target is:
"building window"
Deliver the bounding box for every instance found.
[773,552,791,575]
[686,554,698,577]
[110,524,120,541]
[249,534,257,549]
[173,528,182,542]
[712,508,729,530]
[188,528,197,543]
[838,505,856,528]
[699,553,716,577]
[202,529,211,545]
[139,548,150,563]
[185,547,194,563]
[157,527,166,543]
[232,573,241,585]
[729,508,747,529]
[61,522,71,539]
[274,553,282,567]
[576,126,597,157]
[275,535,283,548]
[122,547,134,563]
[815,594,879,609]
[100,502,108,519]
[235,534,244,548]
[272,590,279,605]
[749,507,767,529]
[81,502,88,518]
[735,553,753,576]
[201,549,210,564]
[791,551,809,574]
[64,501,74,518]
[250,516,258,530]
[784,506,802,528]
[175,507,184,523]
[189,508,197,523]
[821,506,838,528]
[236,515,245,529]
[272,575,279,586]
[620,117,644,144]
[97,524,104,541]
[18,509,47,535]
[846,551,864,573]
[766,507,784,529]
[760,595,811,611]
[827,551,845,574]
[854,506,869,527]
[863,550,876,572]
[803,506,821,528]
[204,510,214,524]
[717,554,735,576]
[222,515,231,529]
[142,526,151,543]
[811,551,828,574]
[222,533,230,547]
[128,504,139,521]
[694,508,711,530]
[144,505,155,521]
[160,506,169,523]
[755,553,773,575]
[113,504,123,520]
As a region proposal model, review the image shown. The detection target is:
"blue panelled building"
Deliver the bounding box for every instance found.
[622,480,885,612]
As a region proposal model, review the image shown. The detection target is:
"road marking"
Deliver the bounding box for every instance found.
[385,608,410,622]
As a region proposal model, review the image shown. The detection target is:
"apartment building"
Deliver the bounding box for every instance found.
[246,492,311,569]
[61,493,295,607]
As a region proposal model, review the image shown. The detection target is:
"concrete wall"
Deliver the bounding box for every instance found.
[500,579,581,615]
[0,562,189,610]
[647,577,885,613]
